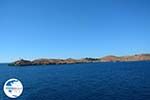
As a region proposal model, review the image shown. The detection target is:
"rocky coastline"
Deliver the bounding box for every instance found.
[9,54,150,66]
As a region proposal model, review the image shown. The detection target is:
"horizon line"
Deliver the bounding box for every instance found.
[0,52,150,63]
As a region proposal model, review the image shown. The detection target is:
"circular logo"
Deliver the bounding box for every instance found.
[3,78,23,98]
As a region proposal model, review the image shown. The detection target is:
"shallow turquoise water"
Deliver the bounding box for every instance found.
[0,62,150,100]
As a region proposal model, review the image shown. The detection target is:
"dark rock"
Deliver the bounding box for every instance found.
[9,59,32,66]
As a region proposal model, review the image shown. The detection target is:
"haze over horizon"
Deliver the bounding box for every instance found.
[0,0,150,62]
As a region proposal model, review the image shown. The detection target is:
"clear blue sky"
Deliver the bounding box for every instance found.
[0,0,150,62]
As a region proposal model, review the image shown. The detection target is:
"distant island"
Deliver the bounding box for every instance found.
[9,54,150,66]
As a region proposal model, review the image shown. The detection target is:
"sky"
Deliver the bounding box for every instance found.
[0,0,150,62]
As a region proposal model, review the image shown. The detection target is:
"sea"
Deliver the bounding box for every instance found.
[0,61,150,100]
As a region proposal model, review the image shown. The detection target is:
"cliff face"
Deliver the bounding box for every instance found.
[9,53,150,66]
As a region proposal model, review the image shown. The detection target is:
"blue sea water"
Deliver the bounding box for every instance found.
[0,61,150,100]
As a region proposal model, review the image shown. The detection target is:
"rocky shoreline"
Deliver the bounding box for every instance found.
[9,54,150,66]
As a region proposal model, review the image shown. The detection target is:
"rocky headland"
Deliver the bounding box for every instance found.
[9,54,150,66]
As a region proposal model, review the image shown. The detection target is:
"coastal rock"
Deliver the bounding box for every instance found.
[79,58,100,63]
[9,59,32,66]
[9,53,150,66]
[100,55,120,62]
[100,54,150,62]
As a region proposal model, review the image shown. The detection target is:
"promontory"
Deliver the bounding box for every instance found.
[9,53,150,66]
